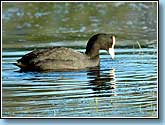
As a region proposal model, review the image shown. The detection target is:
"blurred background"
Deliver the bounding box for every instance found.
[2,2,157,49]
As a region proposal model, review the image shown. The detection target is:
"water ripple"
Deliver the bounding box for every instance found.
[2,48,158,117]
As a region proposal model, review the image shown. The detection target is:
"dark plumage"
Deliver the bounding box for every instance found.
[14,33,116,71]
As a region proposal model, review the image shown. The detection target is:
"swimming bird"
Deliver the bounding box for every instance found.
[14,33,115,71]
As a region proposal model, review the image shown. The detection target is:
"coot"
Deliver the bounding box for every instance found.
[14,33,115,71]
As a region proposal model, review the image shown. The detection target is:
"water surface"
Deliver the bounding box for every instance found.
[2,47,157,117]
[2,2,158,118]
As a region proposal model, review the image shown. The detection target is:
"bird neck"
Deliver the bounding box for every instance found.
[85,43,100,59]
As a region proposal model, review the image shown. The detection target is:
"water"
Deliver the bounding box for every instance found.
[2,2,158,118]
[2,47,157,117]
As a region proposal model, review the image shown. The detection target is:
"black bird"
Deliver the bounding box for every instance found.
[14,33,116,71]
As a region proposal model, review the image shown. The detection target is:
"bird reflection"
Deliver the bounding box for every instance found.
[87,66,116,95]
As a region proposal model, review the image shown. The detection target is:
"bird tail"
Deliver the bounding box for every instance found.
[13,62,27,68]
